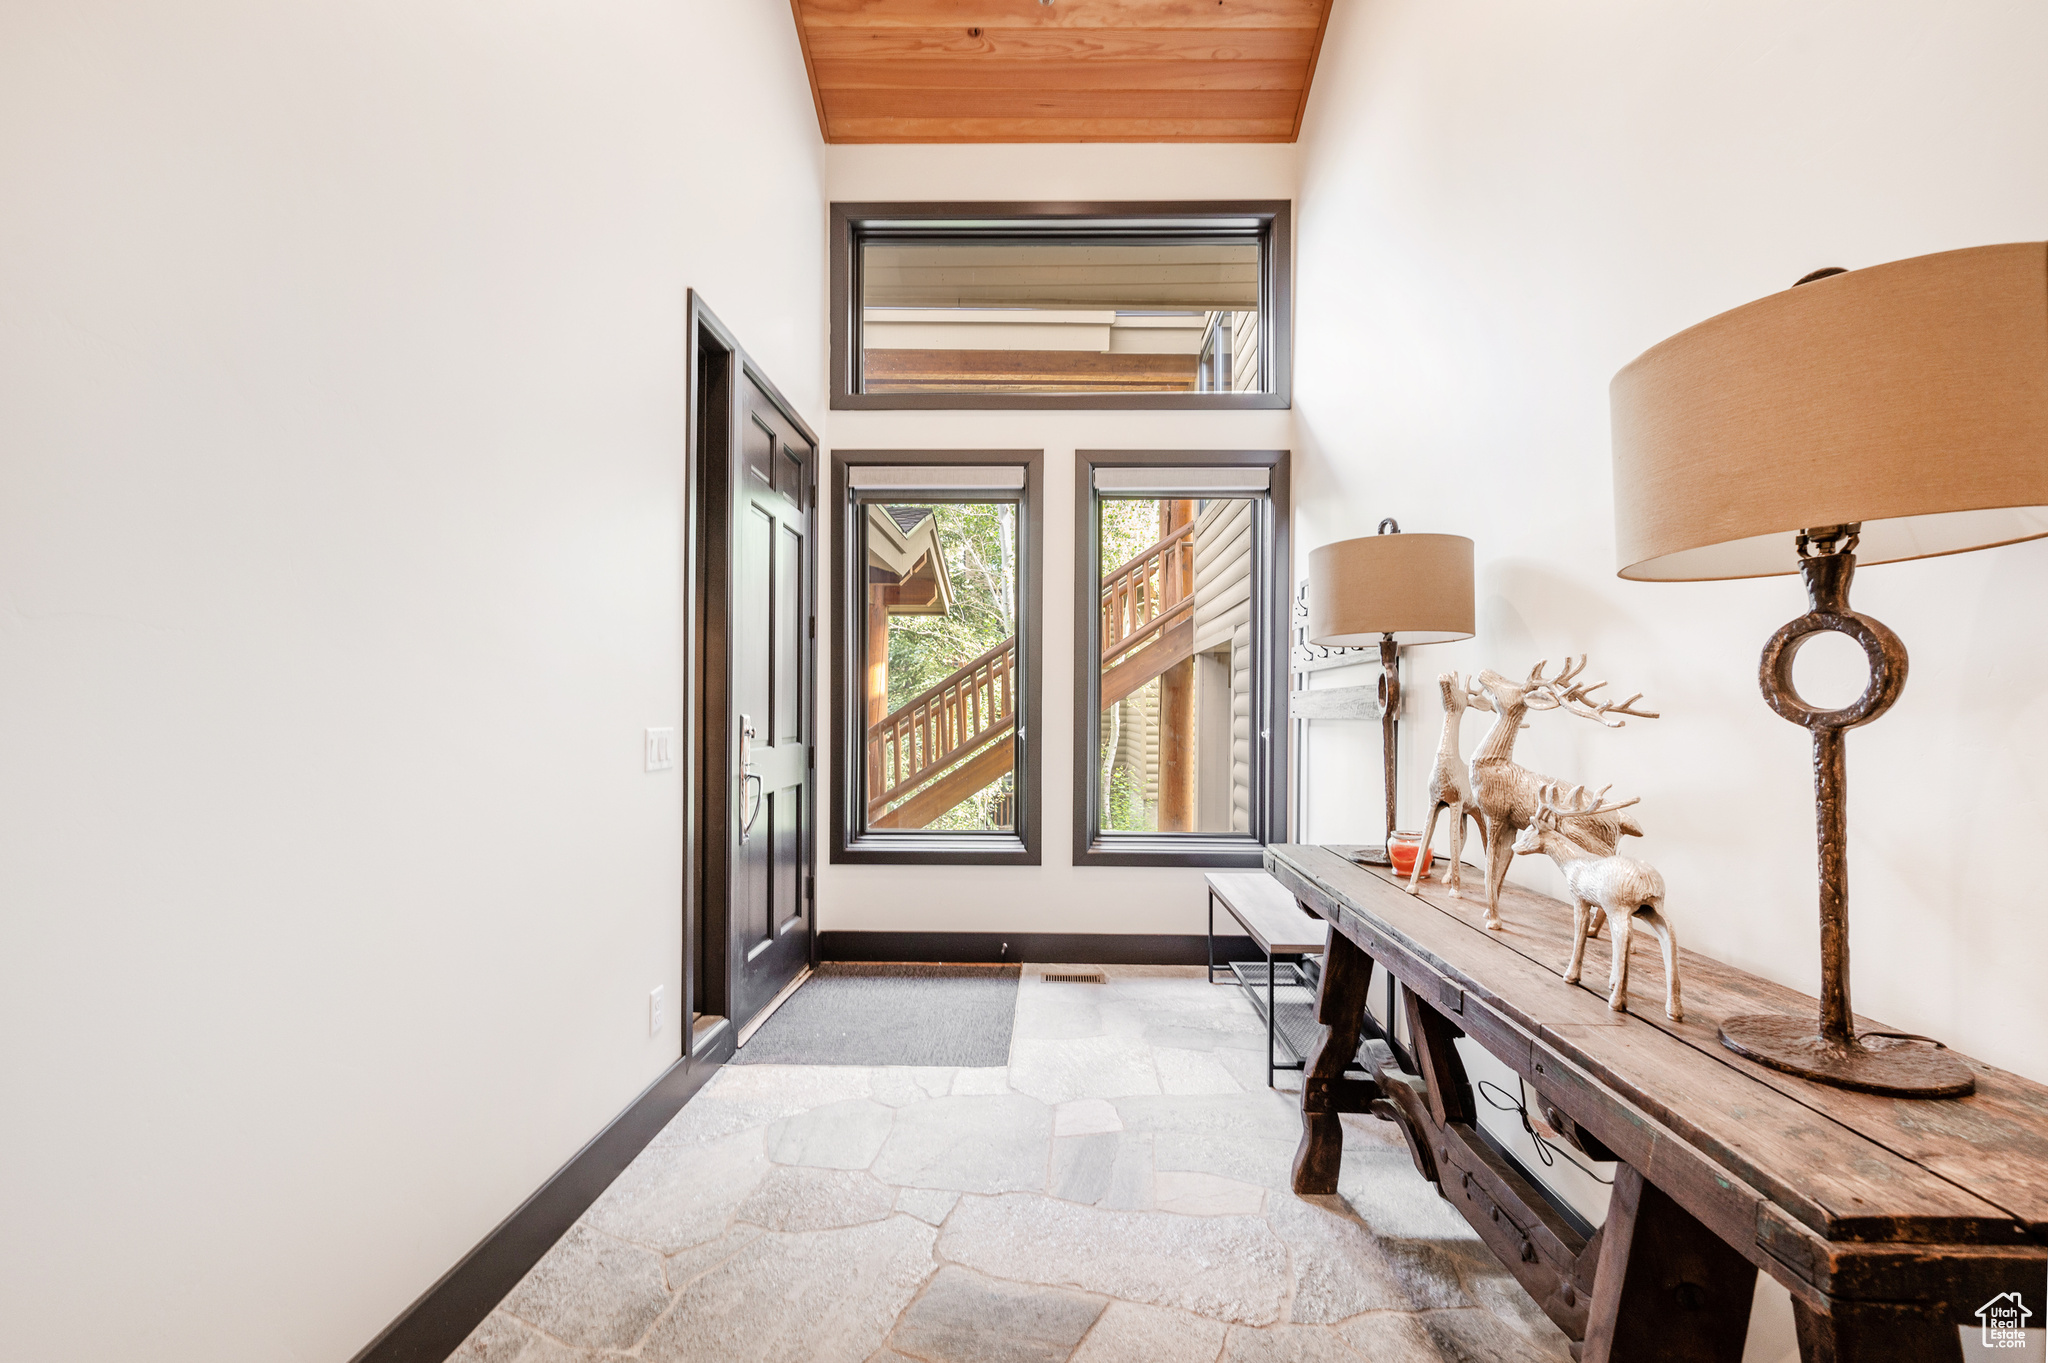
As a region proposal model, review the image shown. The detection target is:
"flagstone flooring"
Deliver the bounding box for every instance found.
[450,965,1574,1363]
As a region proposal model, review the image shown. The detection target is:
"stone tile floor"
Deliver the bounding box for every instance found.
[450,965,1575,1362]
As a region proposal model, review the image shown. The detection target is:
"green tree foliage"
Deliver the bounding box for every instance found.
[885,502,1014,711]
[1099,497,1162,577]
[1104,761,1149,832]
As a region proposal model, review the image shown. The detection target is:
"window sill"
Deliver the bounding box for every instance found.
[832,831,1038,867]
[1075,833,1266,869]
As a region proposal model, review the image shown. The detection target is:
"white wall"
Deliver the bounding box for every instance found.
[0,4,823,1360]
[820,146,1298,940]
[1292,0,2048,1084]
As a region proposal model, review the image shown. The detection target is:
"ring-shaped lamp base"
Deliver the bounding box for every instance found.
[1717,529,1974,1099]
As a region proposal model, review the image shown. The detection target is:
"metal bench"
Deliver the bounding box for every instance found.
[1205,870,1331,1087]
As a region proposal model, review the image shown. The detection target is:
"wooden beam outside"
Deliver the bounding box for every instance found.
[864,347,1198,393]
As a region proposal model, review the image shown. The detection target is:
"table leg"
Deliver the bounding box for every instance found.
[1207,889,1216,984]
[1582,1163,1756,1363]
[1792,1299,1964,1363]
[1403,987,1472,1129]
[1291,931,1375,1194]
[1267,945,1277,1088]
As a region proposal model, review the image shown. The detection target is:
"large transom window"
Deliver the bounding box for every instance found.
[832,203,1291,411]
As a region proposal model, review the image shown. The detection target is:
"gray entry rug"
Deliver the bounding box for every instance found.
[732,962,1021,1067]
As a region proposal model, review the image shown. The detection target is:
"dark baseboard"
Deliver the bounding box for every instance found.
[818,930,1260,967]
[350,1028,734,1363]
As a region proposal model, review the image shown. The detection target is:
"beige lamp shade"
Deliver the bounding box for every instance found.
[1308,533,1475,646]
[1610,242,2048,581]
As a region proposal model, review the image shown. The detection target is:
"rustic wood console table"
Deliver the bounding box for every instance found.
[1265,844,2048,1363]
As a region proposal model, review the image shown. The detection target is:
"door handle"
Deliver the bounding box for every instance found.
[738,716,763,844]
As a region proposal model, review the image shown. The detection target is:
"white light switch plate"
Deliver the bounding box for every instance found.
[645,727,676,772]
[649,986,665,1036]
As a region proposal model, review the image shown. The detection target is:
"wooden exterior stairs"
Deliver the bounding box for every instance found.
[865,520,1198,829]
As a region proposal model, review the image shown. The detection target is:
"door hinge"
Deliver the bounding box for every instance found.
[807,873,816,901]
[809,615,816,639]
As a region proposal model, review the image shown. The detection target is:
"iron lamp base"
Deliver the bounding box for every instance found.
[1717,1013,1974,1099]
[1743,530,1973,1100]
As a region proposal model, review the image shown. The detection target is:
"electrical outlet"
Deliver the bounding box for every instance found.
[645,727,676,772]
[649,986,665,1037]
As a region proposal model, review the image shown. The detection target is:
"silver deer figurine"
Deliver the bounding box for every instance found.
[1513,784,1683,1021]
[1469,658,1658,931]
[1408,673,1488,897]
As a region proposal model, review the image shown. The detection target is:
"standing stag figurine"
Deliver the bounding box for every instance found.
[1408,673,1488,896]
[1469,657,1658,931]
[1513,785,1683,1021]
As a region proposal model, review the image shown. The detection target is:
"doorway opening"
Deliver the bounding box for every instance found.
[687,293,820,1056]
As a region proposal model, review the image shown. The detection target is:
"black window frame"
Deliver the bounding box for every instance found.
[830,449,1044,866]
[830,201,1292,412]
[1074,450,1291,868]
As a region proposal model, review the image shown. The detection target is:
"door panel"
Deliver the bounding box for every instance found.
[776,523,802,744]
[744,412,777,489]
[775,436,804,505]
[727,376,813,1028]
[772,785,801,934]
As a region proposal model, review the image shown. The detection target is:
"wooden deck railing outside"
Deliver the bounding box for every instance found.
[866,635,1017,818]
[1100,520,1197,671]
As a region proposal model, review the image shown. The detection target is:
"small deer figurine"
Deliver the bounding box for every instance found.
[1408,673,1488,897]
[1470,657,1658,931]
[1512,785,1683,1021]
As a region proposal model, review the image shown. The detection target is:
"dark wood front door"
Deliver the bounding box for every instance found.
[724,375,814,1029]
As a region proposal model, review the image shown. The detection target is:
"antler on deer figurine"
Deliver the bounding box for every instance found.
[1512,785,1683,1021]
[1408,673,1488,896]
[1522,655,1660,729]
[1469,657,1658,930]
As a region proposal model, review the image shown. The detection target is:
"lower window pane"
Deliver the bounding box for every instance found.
[863,501,1018,832]
[1099,496,1256,835]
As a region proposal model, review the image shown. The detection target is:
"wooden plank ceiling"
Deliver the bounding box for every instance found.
[790,0,1334,143]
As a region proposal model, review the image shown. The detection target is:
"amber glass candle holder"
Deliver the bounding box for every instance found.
[1387,830,1433,880]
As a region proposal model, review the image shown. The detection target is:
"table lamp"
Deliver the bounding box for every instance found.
[1307,521,1476,857]
[1611,242,2048,1098]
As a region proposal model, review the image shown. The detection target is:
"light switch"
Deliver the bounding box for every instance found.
[649,986,665,1037]
[645,727,676,772]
